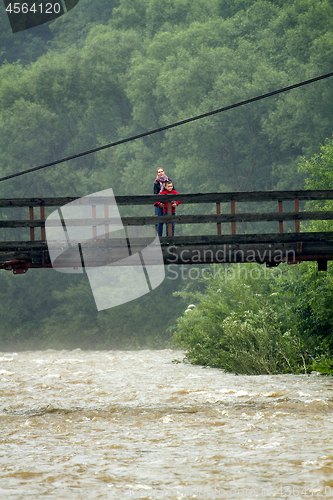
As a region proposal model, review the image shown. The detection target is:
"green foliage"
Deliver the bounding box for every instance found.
[299,136,333,190]
[173,262,333,375]
[49,0,120,52]
[217,310,305,375]
[0,267,186,350]
[310,355,333,376]
[298,136,333,231]
[173,264,309,374]
[298,138,333,232]
[2,0,333,198]
[284,264,333,354]
[0,16,53,66]
[1,0,333,350]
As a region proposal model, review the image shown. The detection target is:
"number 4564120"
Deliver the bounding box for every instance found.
[277,485,332,496]
[5,3,61,14]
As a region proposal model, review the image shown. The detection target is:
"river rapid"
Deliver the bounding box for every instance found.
[0,349,333,500]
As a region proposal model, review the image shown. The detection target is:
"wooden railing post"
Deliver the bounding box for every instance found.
[295,198,300,233]
[29,207,34,241]
[92,205,97,239]
[216,202,221,235]
[40,206,45,241]
[278,201,283,233]
[231,199,236,235]
[104,204,109,239]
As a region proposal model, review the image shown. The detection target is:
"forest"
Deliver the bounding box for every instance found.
[0,0,333,373]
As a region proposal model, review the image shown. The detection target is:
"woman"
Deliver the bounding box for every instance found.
[154,168,174,237]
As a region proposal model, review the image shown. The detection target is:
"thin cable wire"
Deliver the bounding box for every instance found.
[0,71,332,183]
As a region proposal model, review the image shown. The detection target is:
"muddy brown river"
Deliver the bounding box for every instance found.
[0,349,333,499]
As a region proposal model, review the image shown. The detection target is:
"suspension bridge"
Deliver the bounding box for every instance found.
[0,189,333,274]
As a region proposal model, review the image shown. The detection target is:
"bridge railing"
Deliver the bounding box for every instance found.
[1,190,333,242]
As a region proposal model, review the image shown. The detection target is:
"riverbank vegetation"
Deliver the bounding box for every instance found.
[0,0,333,364]
[174,138,333,375]
[173,262,333,375]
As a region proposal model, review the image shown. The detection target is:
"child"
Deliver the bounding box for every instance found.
[157,181,182,236]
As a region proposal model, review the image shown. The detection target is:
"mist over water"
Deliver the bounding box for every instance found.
[0,349,333,499]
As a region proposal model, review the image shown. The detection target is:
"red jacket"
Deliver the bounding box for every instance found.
[158,189,182,213]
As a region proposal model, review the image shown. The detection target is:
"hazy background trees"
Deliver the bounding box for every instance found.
[0,0,333,352]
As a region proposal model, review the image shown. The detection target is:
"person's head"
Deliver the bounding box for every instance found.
[164,181,173,192]
[156,168,165,178]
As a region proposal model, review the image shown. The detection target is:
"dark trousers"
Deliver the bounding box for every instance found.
[163,212,175,236]
[155,205,164,236]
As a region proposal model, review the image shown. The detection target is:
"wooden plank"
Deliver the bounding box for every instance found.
[0,221,46,228]
[1,189,333,207]
[158,232,333,245]
[0,241,48,250]
[2,211,333,228]
[2,241,333,267]
[0,231,333,252]
[0,197,78,207]
[162,242,333,264]
[124,211,333,224]
[116,190,333,204]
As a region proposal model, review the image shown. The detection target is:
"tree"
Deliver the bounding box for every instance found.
[298,136,333,231]
[173,263,308,374]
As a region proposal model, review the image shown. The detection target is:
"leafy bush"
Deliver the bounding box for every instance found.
[173,262,333,375]
[174,303,307,374]
[218,309,307,374]
[310,355,333,376]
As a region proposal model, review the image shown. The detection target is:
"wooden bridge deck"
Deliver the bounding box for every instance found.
[1,190,333,273]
